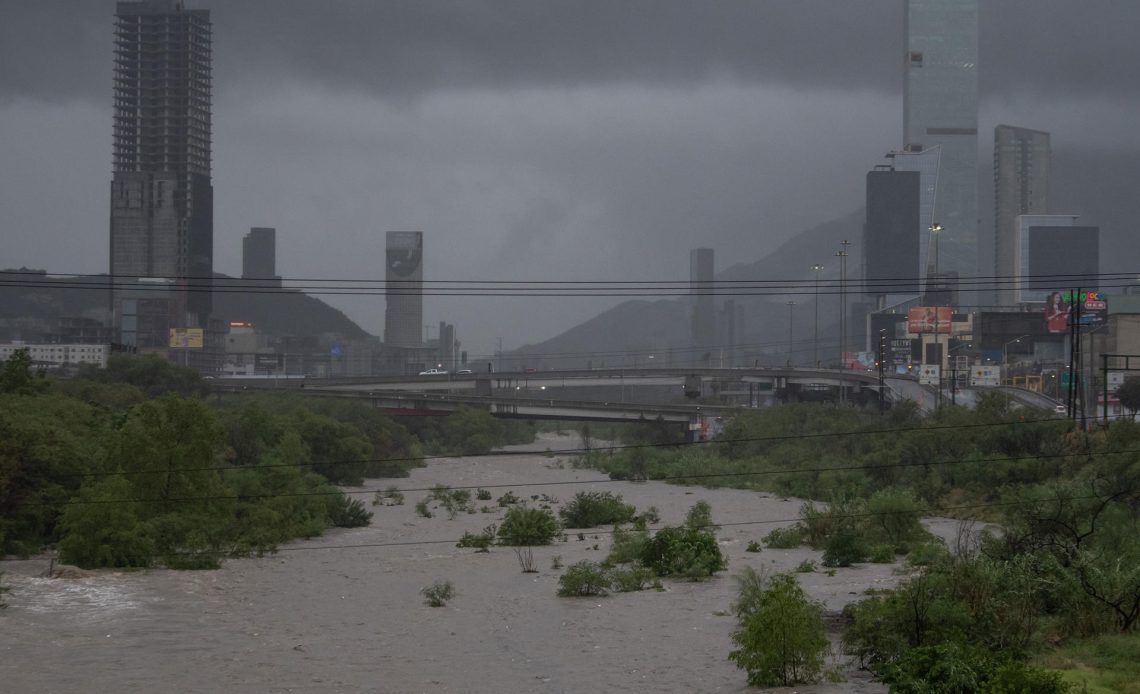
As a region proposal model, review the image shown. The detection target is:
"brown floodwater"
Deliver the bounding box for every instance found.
[1,433,913,693]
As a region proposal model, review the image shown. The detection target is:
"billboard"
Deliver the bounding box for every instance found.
[918,364,940,385]
[168,328,204,349]
[907,307,952,334]
[254,354,283,371]
[970,366,1000,387]
[1044,291,1107,333]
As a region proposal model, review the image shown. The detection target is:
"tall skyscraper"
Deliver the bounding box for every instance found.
[994,125,1051,305]
[384,231,424,348]
[110,0,213,326]
[689,248,715,364]
[242,227,280,287]
[864,167,921,303]
[904,0,978,286]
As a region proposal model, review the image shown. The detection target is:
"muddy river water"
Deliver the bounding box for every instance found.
[0,433,936,693]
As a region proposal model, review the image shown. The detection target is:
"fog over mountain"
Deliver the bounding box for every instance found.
[2,1,1137,358]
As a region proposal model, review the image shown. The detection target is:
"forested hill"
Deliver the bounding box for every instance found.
[0,270,370,339]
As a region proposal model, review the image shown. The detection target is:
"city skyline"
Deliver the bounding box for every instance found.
[3,1,1139,356]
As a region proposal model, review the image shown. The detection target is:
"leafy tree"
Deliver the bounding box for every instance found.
[729,573,829,687]
[80,353,207,398]
[497,506,560,546]
[1116,376,1140,416]
[0,348,48,395]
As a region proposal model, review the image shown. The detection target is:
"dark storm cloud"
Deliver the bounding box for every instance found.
[3,1,1138,104]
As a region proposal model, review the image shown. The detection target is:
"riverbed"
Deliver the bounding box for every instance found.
[0,433,923,693]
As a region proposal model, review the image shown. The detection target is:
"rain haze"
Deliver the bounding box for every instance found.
[2,0,1139,357]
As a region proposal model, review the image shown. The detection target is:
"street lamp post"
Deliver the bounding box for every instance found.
[1002,334,1030,384]
[786,301,796,367]
[836,241,851,402]
[811,264,823,367]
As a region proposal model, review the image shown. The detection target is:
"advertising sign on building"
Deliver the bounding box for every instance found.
[168,328,204,349]
[918,364,940,385]
[970,366,1000,387]
[255,354,283,371]
[1044,291,1108,333]
[907,307,952,335]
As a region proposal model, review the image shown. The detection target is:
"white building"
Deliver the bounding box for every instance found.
[0,343,110,369]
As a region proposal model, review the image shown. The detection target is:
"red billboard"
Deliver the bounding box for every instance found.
[907,307,952,334]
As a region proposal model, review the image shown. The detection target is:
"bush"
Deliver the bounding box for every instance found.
[868,543,896,563]
[327,495,373,528]
[421,579,455,607]
[456,524,496,552]
[373,486,404,506]
[558,560,610,597]
[606,527,649,566]
[497,491,521,507]
[864,487,927,546]
[414,499,433,518]
[684,500,717,532]
[822,531,867,568]
[498,507,561,546]
[609,565,655,592]
[640,525,726,579]
[729,573,829,687]
[795,559,817,573]
[558,491,637,528]
[475,488,493,501]
[746,540,762,553]
[764,525,804,549]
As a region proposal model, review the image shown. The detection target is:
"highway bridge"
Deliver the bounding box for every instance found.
[216,366,1061,433]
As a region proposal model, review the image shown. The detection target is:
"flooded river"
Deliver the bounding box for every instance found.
[1,434,903,693]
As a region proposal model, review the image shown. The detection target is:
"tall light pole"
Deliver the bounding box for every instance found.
[928,223,944,404]
[1002,334,1030,384]
[786,301,796,367]
[811,264,824,367]
[836,241,851,402]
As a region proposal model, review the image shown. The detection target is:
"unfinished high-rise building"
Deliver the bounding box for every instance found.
[384,231,424,348]
[110,0,213,329]
[994,125,1051,305]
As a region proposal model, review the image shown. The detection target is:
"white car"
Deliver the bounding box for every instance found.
[418,368,448,376]
[456,369,473,375]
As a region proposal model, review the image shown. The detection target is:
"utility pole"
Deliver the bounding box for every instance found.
[877,330,886,414]
[812,264,824,368]
[786,301,796,367]
[836,241,850,403]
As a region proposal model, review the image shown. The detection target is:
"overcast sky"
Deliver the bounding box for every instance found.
[2,1,1138,358]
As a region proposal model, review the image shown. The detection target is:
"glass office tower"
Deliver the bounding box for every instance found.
[903,0,978,287]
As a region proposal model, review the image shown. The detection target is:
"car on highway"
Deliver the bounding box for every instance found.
[456,369,473,375]
[418,368,448,376]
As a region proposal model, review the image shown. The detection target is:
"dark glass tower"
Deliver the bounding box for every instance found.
[110,0,213,325]
[904,0,978,285]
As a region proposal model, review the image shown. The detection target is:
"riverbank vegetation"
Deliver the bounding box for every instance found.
[579,396,1139,690]
[0,351,533,569]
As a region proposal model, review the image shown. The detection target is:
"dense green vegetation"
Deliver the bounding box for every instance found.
[575,396,1140,689]
[0,350,530,569]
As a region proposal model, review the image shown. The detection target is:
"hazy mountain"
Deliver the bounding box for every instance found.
[0,271,370,342]
[513,208,865,368]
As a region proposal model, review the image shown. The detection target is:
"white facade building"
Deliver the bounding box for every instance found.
[0,343,110,369]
